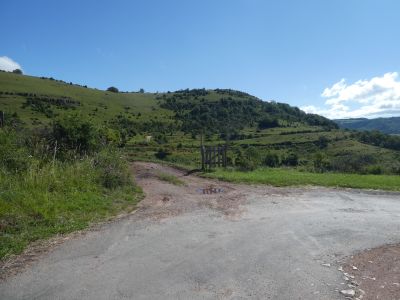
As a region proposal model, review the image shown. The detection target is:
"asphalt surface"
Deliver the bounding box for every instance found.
[1,162,400,299]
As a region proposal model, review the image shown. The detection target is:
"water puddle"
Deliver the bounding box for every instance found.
[196,186,224,194]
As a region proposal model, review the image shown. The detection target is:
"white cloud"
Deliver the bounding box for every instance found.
[0,56,22,72]
[302,72,400,119]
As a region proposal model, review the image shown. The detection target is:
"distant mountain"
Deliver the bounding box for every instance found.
[335,117,400,134]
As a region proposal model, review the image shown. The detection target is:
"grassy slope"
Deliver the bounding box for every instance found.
[335,117,400,135]
[204,168,400,191]
[0,72,172,126]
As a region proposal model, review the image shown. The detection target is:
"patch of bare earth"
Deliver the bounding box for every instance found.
[131,161,252,220]
[341,244,400,300]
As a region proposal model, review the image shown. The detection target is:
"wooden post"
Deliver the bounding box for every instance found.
[200,133,205,170]
[224,145,227,167]
[0,111,4,127]
[220,145,222,167]
[213,146,216,168]
[201,146,205,170]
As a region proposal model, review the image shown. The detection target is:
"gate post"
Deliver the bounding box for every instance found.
[0,111,4,128]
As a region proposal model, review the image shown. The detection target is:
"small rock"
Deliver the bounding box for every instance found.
[338,266,343,272]
[340,289,355,297]
[322,263,331,267]
[352,266,358,270]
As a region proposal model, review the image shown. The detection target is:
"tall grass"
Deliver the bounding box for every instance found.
[0,158,141,259]
[0,127,142,260]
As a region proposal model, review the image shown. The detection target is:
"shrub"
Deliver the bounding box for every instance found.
[366,165,383,175]
[0,129,31,173]
[155,148,170,160]
[235,147,260,171]
[263,152,280,167]
[258,117,279,129]
[12,69,23,75]
[317,136,329,149]
[107,86,119,93]
[313,152,331,172]
[282,152,299,166]
[51,113,101,156]
[331,154,375,173]
[94,147,131,189]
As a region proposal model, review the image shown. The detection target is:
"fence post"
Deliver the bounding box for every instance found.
[0,111,4,127]
[201,145,205,170]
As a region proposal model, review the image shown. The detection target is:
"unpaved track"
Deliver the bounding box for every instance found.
[1,162,400,299]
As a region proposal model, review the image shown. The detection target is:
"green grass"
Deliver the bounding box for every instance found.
[156,172,186,186]
[204,168,400,191]
[0,72,173,127]
[0,160,142,260]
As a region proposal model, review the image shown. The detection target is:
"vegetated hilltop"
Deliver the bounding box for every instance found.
[335,117,400,135]
[1,70,400,175]
[0,71,335,131]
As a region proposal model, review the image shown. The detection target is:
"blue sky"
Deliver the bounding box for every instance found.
[1,0,400,118]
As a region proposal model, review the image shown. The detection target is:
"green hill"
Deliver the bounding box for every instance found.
[335,117,400,134]
[1,70,400,175]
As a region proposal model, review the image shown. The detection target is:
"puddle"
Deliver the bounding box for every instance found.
[197,186,224,194]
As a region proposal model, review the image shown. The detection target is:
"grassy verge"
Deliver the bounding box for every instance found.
[0,158,142,260]
[156,172,186,186]
[203,168,400,191]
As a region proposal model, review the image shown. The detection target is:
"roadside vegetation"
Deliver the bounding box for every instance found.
[0,115,141,259]
[204,168,400,191]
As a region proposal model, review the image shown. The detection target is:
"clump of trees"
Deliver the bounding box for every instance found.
[107,86,119,93]
[160,89,338,136]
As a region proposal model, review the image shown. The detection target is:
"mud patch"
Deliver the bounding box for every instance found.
[341,244,400,300]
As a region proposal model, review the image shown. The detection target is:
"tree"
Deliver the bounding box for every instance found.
[12,69,23,75]
[258,117,279,129]
[139,88,145,93]
[107,86,119,93]
[51,113,100,155]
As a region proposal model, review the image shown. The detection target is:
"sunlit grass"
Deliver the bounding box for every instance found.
[203,168,400,191]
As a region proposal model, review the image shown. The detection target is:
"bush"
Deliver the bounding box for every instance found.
[258,117,279,129]
[107,86,119,93]
[94,147,131,189]
[313,152,331,172]
[282,152,299,166]
[0,129,31,173]
[366,165,383,175]
[317,136,329,149]
[263,152,280,167]
[331,154,375,173]
[235,147,260,171]
[12,69,23,75]
[155,148,170,160]
[51,113,101,156]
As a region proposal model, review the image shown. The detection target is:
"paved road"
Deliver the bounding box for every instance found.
[1,162,400,299]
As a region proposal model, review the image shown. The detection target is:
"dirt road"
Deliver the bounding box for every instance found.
[1,162,400,299]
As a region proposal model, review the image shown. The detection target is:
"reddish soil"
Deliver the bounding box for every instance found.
[342,244,400,300]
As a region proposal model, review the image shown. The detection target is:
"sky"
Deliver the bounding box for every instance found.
[1,0,400,119]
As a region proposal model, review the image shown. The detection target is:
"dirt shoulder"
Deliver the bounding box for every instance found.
[340,244,400,300]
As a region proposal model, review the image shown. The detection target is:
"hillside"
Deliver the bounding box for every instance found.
[1,71,400,175]
[335,117,400,135]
